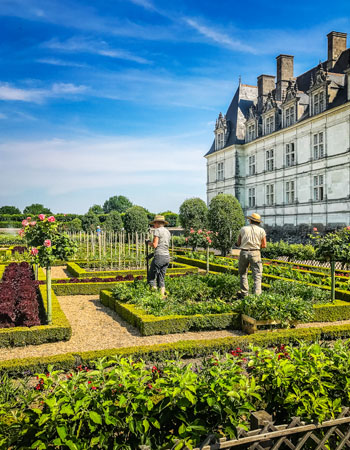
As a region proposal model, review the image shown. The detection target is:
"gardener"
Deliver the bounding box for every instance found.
[236,213,266,298]
[147,215,171,297]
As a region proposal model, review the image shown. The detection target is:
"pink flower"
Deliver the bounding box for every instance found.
[185,237,188,242]
[47,216,55,223]
[31,247,38,256]
[44,239,51,247]
[313,227,318,232]
[190,229,195,234]
[21,219,29,227]
[207,238,212,244]
[38,214,46,221]
[18,229,25,236]
[198,229,202,234]
[347,226,350,230]
[26,217,31,221]
[30,221,36,226]
[63,214,67,216]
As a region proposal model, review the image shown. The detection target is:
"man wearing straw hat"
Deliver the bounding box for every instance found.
[147,215,171,297]
[236,213,266,298]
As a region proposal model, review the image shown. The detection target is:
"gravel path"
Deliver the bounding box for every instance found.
[0,295,244,361]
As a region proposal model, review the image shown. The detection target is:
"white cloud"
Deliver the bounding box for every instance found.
[0,134,207,197]
[36,58,88,68]
[43,36,151,64]
[0,82,87,103]
[185,18,257,54]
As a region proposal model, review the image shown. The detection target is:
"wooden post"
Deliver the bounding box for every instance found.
[331,259,336,302]
[206,245,210,274]
[46,266,52,324]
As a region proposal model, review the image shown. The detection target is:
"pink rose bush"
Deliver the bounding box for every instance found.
[38,214,46,221]
[47,216,55,223]
[186,228,214,250]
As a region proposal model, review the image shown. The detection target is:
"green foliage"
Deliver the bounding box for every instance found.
[186,228,213,250]
[160,211,179,227]
[81,211,100,232]
[59,217,82,232]
[208,194,245,256]
[0,206,21,214]
[103,211,123,232]
[249,341,350,423]
[172,235,187,247]
[88,204,104,214]
[112,274,240,317]
[269,280,330,304]
[179,198,208,234]
[23,204,52,215]
[261,241,316,260]
[313,227,350,264]
[236,292,314,326]
[1,355,258,449]
[103,195,132,213]
[123,206,149,234]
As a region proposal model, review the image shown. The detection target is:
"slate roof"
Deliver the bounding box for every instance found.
[205,47,350,157]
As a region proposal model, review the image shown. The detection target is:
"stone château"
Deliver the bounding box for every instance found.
[205,31,350,226]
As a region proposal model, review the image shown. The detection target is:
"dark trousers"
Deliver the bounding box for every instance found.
[147,255,170,288]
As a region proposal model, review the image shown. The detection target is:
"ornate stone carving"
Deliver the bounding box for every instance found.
[215,112,228,133]
[262,92,277,113]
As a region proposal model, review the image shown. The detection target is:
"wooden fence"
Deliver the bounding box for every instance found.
[275,256,350,271]
[193,408,350,450]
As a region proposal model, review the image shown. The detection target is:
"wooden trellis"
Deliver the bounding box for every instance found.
[194,408,350,450]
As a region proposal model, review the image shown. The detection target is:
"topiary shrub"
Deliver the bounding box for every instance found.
[81,211,100,232]
[179,198,208,234]
[123,206,149,234]
[104,211,123,232]
[208,194,244,256]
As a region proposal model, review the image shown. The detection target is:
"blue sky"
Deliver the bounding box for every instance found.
[0,0,350,214]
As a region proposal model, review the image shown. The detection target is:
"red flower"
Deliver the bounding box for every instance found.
[31,247,38,256]
[47,216,55,223]
[91,386,97,390]
[38,214,46,221]
[313,227,318,232]
[44,239,51,247]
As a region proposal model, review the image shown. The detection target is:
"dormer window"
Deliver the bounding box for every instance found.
[216,132,224,149]
[265,115,274,135]
[214,112,228,151]
[247,124,255,142]
[285,106,295,127]
[313,90,325,115]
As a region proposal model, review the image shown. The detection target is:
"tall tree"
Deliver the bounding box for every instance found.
[103,195,132,213]
[0,206,21,214]
[123,206,148,234]
[208,194,245,256]
[81,211,100,232]
[179,198,208,234]
[23,204,52,215]
[104,211,123,232]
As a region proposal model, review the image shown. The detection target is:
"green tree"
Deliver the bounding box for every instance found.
[104,211,123,232]
[103,195,132,213]
[66,218,83,232]
[0,205,21,214]
[123,206,149,234]
[81,211,100,232]
[208,193,245,256]
[160,211,179,227]
[179,198,208,234]
[23,203,52,216]
[88,204,104,214]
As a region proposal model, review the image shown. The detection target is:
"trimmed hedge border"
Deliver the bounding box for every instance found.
[100,290,240,336]
[4,322,350,375]
[66,261,198,278]
[175,256,350,302]
[0,285,71,348]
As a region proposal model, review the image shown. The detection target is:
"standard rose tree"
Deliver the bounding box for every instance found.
[21,214,77,324]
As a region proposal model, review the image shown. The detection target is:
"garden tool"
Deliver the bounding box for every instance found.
[145,240,154,278]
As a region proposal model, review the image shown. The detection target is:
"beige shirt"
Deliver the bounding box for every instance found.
[239,224,266,250]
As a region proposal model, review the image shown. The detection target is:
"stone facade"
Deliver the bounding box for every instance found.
[205,31,350,227]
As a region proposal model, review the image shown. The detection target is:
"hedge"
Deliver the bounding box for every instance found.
[100,290,240,336]
[4,322,350,375]
[66,261,197,278]
[175,256,350,302]
[0,285,71,348]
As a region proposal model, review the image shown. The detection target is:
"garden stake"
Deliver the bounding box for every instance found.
[331,259,336,302]
[46,266,52,324]
[206,245,210,274]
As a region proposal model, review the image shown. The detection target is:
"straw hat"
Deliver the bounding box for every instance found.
[247,213,262,223]
[150,214,169,225]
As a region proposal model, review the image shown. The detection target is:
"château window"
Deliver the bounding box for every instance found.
[285,106,295,127]
[313,175,324,201]
[248,155,256,176]
[216,132,224,150]
[313,91,325,115]
[285,143,296,167]
[247,124,255,142]
[248,188,256,208]
[266,149,274,172]
[217,162,224,181]
[286,180,295,204]
[266,184,274,206]
[265,115,274,135]
[313,132,324,159]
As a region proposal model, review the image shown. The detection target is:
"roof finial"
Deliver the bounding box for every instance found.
[239,75,241,85]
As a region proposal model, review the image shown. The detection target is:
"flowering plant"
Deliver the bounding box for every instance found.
[185,228,214,250]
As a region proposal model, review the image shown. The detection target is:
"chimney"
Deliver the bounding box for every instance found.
[327,31,347,70]
[257,75,275,112]
[276,54,294,101]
